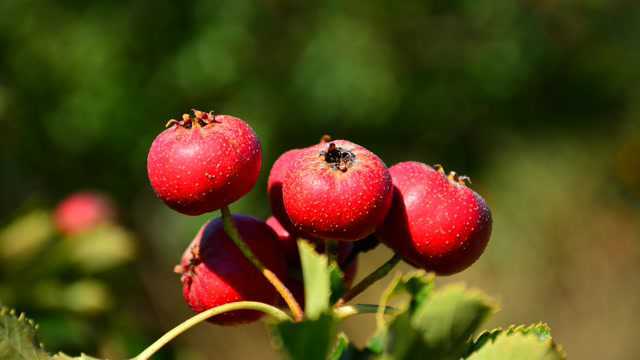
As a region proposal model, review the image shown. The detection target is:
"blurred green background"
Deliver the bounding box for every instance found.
[1,0,639,359]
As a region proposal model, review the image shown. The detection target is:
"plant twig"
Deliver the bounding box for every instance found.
[334,304,398,319]
[131,301,291,360]
[325,239,338,265]
[220,206,304,322]
[335,254,402,306]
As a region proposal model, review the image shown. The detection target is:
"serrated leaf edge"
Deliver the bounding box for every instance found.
[469,322,567,360]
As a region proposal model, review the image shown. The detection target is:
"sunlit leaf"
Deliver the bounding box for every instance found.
[465,331,566,360]
[329,263,346,305]
[298,240,330,320]
[410,284,497,359]
[0,308,49,360]
[370,276,496,360]
[467,323,553,356]
[274,313,338,360]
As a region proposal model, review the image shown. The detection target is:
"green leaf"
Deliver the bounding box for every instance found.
[367,270,434,356]
[370,276,497,360]
[298,240,330,319]
[377,271,434,322]
[0,307,104,360]
[330,333,373,360]
[467,323,553,356]
[367,271,435,358]
[0,308,49,360]
[465,331,566,360]
[329,333,349,360]
[410,284,497,359]
[373,310,422,359]
[329,263,346,305]
[274,313,338,360]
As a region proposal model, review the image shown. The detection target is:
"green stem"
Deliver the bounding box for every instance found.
[220,206,304,322]
[335,254,401,306]
[131,301,290,360]
[334,304,398,319]
[325,239,338,265]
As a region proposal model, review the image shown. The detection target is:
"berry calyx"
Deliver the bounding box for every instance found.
[377,162,492,275]
[282,140,393,241]
[54,192,115,236]
[177,215,287,325]
[147,110,262,215]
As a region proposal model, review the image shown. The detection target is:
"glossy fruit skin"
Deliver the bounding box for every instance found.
[54,192,114,236]
[178,215,287,325]
[267,149,302,234]
[266,216,358,306]
[377,162,492,275]
[282,140,393,241]
[147,114,261,215]
[266,215,299,265]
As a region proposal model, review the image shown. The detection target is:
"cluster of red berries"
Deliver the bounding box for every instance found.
[147,110,492,324]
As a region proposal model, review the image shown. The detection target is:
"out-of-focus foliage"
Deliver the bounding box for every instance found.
[1,0,639,358]
[0,205,137,358]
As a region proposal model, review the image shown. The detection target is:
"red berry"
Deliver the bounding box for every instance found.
[377,162,492,275]
[54,192,114,236]
[177,215,287,325]
[266,215,299,266]
[266,216,358,306]
[282,140,393,241]
[147,111,261,215]
[267,149,302,234]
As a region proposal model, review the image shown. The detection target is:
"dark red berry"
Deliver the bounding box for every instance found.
[266,216,358,306]
[282,140,392,241]
[147,111,261,215]
[267,149,302,234]
[177,215,287,325]
[54,192,114,236]
[377,162,492,275]
[266,215,299,266]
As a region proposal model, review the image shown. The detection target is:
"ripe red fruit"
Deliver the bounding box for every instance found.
[176,215,287,325]
[377,162,492,275]
[266,215,299,265]
[282,140,393,241]
[266,216,358,306]
[54,192,114,236]
[147,111,261,215]
[267,149,302,234]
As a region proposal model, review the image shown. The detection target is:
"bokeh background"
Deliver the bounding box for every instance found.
[1,0,639,359]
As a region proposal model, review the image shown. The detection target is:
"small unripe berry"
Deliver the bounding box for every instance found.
[377,162,492,275]
[147,111,261,215]
[177,215,287,325]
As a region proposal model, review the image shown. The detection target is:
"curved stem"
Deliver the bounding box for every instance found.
[335,254,401,306]
[334,304,398,319]
[131,301,290,360]
[220,206,304,322]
